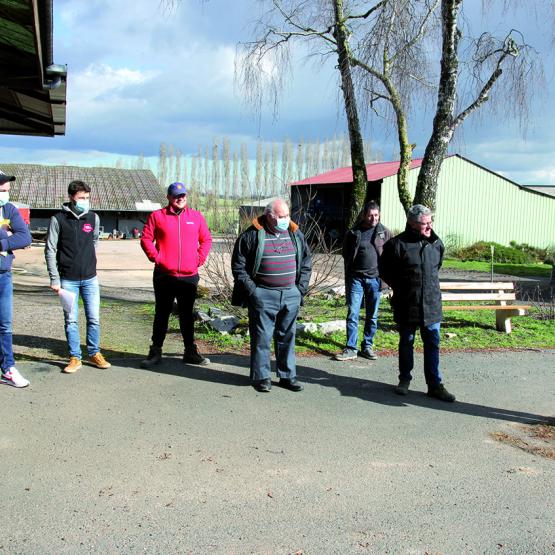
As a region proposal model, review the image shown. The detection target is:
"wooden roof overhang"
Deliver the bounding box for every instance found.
[0,0,66,136]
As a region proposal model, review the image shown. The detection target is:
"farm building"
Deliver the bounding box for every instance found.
[290,154,555,248]
[4,164,166,235]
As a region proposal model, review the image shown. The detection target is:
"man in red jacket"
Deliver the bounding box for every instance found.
[140,182,212,367]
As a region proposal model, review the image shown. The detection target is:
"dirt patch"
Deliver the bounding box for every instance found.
[491,422,555,460]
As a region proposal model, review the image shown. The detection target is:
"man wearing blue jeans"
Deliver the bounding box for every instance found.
[45,180,111,374]
[335,201,391,362]
[379,204,455,402]
[0,170,32,387]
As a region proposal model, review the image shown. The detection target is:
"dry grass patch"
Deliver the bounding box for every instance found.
[491,422,555,460]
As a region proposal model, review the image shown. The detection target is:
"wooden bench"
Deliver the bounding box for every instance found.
[440,281,530,333]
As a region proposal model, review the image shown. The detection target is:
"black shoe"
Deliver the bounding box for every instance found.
[427,383,456,402]
[252,378,272,392]
[183,344,210,365]
[360,347,378,360]
[394,380,410,396]
[278,378,304,392]
[140,346,162,369]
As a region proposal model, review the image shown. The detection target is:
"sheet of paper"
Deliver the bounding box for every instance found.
[58,288,77,313]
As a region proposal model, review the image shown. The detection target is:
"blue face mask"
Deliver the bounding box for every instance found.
[0,191,9,206]
[276,216,290,231]
[74,199,90,213]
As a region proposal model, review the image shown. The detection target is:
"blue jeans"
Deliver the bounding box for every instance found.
[0,271,15,371]
[61,276,101,359]
[346,276,381,350]
[398,322,442,386]
[248,287,301,382]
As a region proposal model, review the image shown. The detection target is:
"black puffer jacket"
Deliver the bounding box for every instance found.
[379,226,444,326]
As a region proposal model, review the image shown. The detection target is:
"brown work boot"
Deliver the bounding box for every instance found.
[88,352,111,369]
[63,357,82,374]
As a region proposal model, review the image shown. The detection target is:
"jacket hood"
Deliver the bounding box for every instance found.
[252,214,299,233]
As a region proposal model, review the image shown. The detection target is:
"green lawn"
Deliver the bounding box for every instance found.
[191,294,555,356]
[443,258,552,278]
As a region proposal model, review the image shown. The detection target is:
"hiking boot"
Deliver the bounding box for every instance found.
[334,347,358,361]
[183,344,210,365]
[360,347,378,360]
[88,352,111,369]
[63,357,82,374]
[1,367,30,388]
[427,384,456,402]
[278,378,304,392]
[394,379,410,396]
[252,378,272,392]
[140,346,162,369]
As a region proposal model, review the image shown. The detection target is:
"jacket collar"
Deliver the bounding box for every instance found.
[62,202,88,219]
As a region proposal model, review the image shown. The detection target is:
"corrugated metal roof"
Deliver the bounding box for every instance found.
[290,158,424,186]
[2,164,167,211]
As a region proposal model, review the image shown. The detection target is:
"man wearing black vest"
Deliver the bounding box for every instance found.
[45,180,111,374]
[335,201,392,362]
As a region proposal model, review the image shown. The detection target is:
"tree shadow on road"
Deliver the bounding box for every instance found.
[297,363,552,425]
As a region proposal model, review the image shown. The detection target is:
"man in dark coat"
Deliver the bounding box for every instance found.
[335,201,392,361]
[379,204,455,402]
[231,198,312,393]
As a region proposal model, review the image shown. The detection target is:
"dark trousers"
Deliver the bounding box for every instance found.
[151,272,198,348]
[248,286,301,382]
[398,322,442,386]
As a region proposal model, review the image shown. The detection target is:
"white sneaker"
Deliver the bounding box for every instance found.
[1,367,30,388]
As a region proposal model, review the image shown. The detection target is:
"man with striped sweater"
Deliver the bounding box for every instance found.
[232,198,312,392]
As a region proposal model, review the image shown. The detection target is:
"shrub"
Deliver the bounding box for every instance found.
[453,241,549,264]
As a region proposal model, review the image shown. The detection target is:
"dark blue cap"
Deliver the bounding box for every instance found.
[167,182,189,197]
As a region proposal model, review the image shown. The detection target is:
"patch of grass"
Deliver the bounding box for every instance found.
[188,294,555,356]
[443,259,552,278]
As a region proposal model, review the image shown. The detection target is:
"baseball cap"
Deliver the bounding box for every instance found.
[167,182,189,197]
[0,170,16,185]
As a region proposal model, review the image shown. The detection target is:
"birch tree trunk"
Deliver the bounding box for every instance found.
[333,0,368,227]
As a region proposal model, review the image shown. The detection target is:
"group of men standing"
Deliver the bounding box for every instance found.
[1,172,453,402]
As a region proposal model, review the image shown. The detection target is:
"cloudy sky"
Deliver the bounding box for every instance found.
[1,0,554,184]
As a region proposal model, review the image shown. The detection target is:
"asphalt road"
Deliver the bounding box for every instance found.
[1,349,553,554]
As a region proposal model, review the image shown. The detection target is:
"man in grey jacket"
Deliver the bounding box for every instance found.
[45,180,111,374]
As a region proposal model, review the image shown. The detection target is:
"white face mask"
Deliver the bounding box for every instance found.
[0,191,9,206]
[276,216,290,231]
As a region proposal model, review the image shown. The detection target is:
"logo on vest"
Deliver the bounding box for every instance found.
[82,223,93,233]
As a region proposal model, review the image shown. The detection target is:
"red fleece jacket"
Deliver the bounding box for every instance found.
[141,205,212,277]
